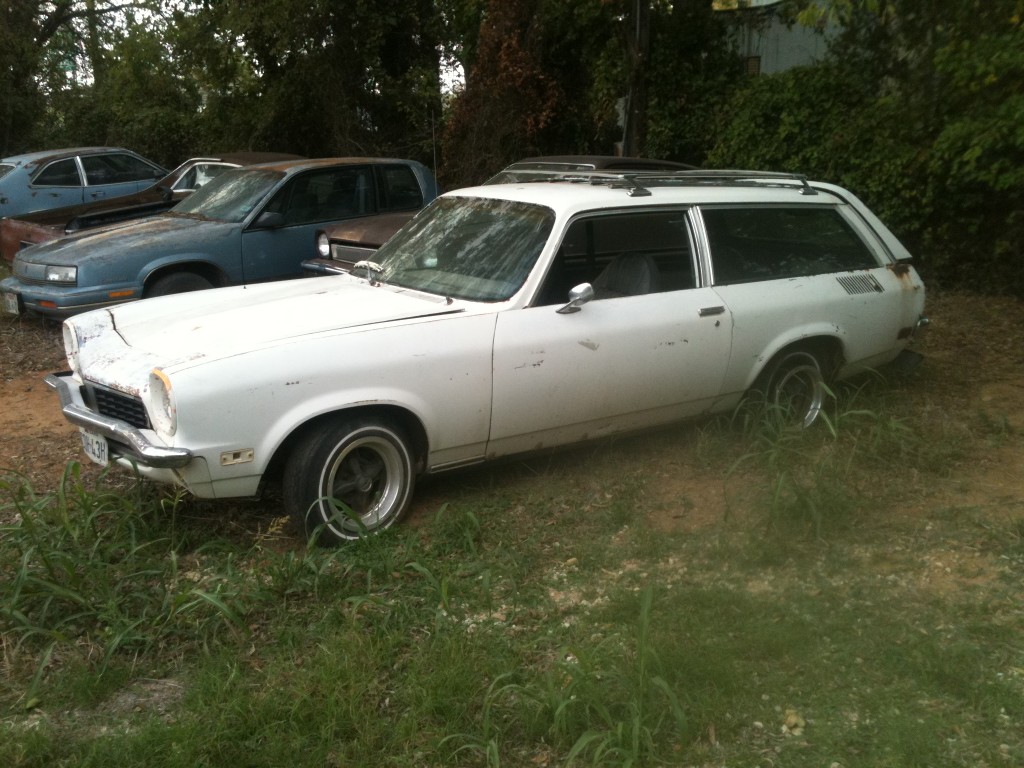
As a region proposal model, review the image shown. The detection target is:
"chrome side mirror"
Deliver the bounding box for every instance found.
[557,283,594,314]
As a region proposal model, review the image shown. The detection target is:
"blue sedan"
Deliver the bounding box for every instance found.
[0,147,167,219]
[1,157,439,318]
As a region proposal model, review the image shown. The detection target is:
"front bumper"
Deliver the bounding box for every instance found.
[1,275,136,319]
[46,371,193,469]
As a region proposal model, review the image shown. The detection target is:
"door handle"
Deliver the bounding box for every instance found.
[699,306,725,317]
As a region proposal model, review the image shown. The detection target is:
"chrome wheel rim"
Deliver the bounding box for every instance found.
[319,433,406,536]
[773,361,824,428]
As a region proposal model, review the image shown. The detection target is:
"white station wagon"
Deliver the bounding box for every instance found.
[47,171,927,544]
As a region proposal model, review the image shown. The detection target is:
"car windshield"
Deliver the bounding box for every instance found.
[375,196,555,302]
[171,167,283,223]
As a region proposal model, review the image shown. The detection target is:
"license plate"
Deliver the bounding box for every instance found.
[80,430,109,466]
[1,291,19,316]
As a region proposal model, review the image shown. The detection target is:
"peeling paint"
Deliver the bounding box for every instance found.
[578,339,599,351]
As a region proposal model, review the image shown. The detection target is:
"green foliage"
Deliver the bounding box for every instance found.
[3,372,1024,766]
[440,0,742,187]
[712,0,1024,296]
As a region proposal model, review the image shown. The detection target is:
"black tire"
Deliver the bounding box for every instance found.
[756,349,826,428]
[283,417,415,545]
[146,272,213,297]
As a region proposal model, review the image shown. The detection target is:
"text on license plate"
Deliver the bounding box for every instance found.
[2,291,19,316]
[80,430,108,466]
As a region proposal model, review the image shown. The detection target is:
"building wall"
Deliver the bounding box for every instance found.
[714,0,834,75]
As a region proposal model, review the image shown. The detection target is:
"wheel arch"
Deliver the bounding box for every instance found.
[261,404,429,489]
[142,259,229,295]
[751,334,845,390]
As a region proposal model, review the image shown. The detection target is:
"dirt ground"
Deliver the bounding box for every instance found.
[1,291,1023,538]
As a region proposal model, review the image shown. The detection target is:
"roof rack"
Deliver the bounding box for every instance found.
[516,169,819,196]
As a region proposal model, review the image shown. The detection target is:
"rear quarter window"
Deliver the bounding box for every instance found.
[703,206,879,285]
[0,164,14,181]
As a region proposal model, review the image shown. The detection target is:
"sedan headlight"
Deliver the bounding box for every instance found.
[316,231,330,258]
[44,265,77,284]
[62,321,81,375]
[148,368,177,436]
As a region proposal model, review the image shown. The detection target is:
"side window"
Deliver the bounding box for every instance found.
[81,153,161,185]
[704,207,879,285]
[34,159,82,187]
[263,167,376,226]
[379,165,423,211]
[534,209,695,306]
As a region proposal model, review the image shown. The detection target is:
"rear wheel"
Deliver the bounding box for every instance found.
[756,350,826,428]
[283,417,415,545]
[146,272,213,297]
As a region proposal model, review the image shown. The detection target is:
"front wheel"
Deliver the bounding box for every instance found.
[283,418,415,545]
[757,350,827,428]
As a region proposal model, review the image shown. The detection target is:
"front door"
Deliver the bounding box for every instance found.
[488,208,733,457]
[241,166,376,283]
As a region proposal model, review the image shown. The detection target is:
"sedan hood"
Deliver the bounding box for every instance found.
[18,214,234,266]
[77,275,462,373]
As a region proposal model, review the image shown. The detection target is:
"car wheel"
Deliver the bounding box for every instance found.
[146,272,213,297]
[283,418,415,545]
[758,350,826,428]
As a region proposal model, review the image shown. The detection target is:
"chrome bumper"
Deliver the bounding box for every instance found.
[46,371,193,469]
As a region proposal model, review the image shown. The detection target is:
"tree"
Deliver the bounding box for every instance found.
[712,0,1024,294]
[0,1,164,155]
[173,0,444,160]
[439,0,738,187]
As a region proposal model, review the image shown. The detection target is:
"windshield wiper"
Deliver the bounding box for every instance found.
[351,259,385,286]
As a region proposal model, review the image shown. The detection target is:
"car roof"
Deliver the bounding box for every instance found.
[246,156,423,173]
[449,170,849,215]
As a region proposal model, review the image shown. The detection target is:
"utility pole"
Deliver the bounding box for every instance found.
[621,0,650,157]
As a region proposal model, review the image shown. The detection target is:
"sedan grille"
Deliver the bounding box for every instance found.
[85,382,151,430]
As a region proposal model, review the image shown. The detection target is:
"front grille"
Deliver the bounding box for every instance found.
[85,382,150,429]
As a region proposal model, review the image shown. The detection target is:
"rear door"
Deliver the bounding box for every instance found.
[29,158,86,210]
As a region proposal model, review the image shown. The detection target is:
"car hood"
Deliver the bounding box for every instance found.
[18,215,235,266]
[74,275,465,378]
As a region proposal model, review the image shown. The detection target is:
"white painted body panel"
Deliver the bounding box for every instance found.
[490,288,732,456]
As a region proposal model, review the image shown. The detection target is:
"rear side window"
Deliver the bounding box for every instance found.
[704,207,879,285]
[81,152,161,185]
[379,165,423,211]
[34,159,82,187]
[0,164,13,181]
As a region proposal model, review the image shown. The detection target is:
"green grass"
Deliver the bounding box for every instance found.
[2,372,1023,767]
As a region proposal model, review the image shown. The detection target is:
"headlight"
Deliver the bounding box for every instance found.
[62,321,81,375]
[148,368,177,436]
[44,265,77,284]
[316,231,330,258]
